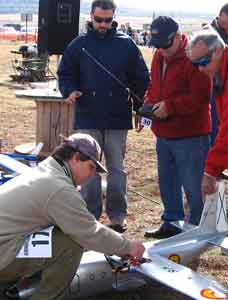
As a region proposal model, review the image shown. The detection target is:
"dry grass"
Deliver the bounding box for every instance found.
[0,41,227,298]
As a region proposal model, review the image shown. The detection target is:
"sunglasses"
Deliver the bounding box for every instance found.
[155,36,176,50]
[192,57,211,67]
[93,16,113,24]
[159,41,174,49]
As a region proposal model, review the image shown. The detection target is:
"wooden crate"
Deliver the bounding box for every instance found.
[36,99,74,154]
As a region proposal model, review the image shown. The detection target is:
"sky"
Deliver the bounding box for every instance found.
[113,0,228,14]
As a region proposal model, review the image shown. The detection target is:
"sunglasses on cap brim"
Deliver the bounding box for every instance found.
[93,16,113,23]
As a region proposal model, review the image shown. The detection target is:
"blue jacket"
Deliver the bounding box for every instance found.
[58,22,149,129]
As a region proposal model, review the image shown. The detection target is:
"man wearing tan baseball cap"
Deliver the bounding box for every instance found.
[0,133,144,300]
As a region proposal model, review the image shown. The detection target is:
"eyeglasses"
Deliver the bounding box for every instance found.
[93,16,113,24]
[192,56,211,67]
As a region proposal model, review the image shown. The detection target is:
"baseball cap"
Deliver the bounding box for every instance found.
[150,16,179,49]
[64,133,107,173]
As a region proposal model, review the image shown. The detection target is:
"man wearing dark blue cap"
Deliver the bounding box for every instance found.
[149,16,179,49]
[143,16,211,239]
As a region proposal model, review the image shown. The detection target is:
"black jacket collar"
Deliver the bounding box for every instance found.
[211,18,228,44]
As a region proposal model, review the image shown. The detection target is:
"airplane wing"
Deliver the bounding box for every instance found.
[135,254,228,300]
[209,236,228,246]
[209,236,228,253]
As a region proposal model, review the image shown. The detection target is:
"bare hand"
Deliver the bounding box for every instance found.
[126,241,145,260]
[134,114,143,133]
[201,174,218,195]
[153,101,168,119]
[64,90,82,104]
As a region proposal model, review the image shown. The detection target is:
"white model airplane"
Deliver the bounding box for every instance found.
[0,143,43,184]
[0,155,228,300]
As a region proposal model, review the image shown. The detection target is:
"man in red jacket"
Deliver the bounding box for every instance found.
[186,26,227,195]
[206,4,228,146]
[143,16,211,239]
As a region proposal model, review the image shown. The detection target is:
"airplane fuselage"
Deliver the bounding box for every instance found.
[16,237,213,300]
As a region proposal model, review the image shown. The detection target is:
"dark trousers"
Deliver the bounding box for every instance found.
[210,92,218,146]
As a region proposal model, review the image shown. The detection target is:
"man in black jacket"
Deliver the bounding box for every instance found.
[211,3,228,44]
[58,0,149,232]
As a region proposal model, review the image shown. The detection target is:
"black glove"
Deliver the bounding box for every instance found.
[138,104,169,121]
[138,104,157,120]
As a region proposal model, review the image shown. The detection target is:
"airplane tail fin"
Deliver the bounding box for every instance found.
[199,180,228,233]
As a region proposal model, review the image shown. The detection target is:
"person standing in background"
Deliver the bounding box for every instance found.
[186,27,228,195]
[57,0,149,233]
[209,3,228,145]
[211,3,228,44]
[142,16,211,239]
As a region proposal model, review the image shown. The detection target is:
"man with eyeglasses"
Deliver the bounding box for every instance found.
[58,0,149,234]
[0,133,145,300]
[143,16,211,239]
[187,27,228,195]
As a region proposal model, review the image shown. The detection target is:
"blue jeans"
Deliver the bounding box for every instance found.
[78,129,128,223]
[156,136,209,225]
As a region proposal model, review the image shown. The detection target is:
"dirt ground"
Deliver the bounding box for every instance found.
[0,41,228,299]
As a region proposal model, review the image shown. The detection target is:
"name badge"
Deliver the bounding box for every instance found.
[141,117,152,128]
[17,226,54,258]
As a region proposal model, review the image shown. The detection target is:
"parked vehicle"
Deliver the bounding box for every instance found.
[3,23,21,31]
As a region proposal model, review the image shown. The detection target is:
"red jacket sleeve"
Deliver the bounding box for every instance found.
[205,90,228,177]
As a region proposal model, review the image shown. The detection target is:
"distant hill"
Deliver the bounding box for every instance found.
[0,0,213,19]
[0,0,88,14]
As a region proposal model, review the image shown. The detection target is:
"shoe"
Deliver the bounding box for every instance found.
[144,224,182,239]
[108,221,127,233]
